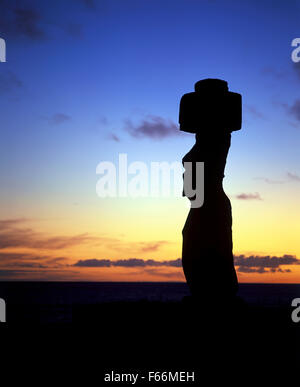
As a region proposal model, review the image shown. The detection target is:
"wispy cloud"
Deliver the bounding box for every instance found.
[245,105,266,120]
[0,229,94,250]
[0,268,78,280]
[279,97,300,125]
[235,192,262,200]
[0,0,94,41]
[0,218,95,250]
[13,6,45,39]
[0,252,69,270]
[143,268,184,280]
[102,239,170,254]
[254,172,300,184]
[63,23,83,38]
[0,71,23,94]
[73,258,182,268]
[293,61,300,80]
[79,0,96,9]
[125,115,180,139]
[108,133,120,142]
[0,219,169,255]
[0,218,28,228]
[99,116,108,126]
[0,269,40,278]
[287,172,300,182]
[0,252,49,262]
[0,2,45,40]
[138,241,168,253]
[254,177,284,184]
[47,113,71,125]
[261,66,286,80]
[289,99,300,122]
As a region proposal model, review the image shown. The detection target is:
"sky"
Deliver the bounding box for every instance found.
[0,0,300,282]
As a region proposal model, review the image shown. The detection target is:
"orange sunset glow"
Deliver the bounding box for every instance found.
[1,186,299,282]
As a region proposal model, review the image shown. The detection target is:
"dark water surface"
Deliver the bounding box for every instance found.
[0,281,299,322]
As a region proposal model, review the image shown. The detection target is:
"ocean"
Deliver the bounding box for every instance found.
[0,281,299,322]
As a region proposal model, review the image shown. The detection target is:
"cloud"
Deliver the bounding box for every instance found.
[125,115,180,139]
[5,262,48,269]
[0,251,71,280]
[289,99,300,122]
[278,98,300,126]
[138,241,168,253]
[108,133,120,142]
[0,218,28,228]
[13,7,45,39]
[0,252,70,275]
[0,252,49,262]
[234,254,300,273]
[0,2,45,40]
[0,251,73,281]
[0,268,78,280]
[0,269,37,278]
[45,257,68,265]
[245,105,266,120]
[0,251,69,267]
[47,113,71,125]
[74,255,299,275]
[74,259,111,267]
[235,192,262,200]
[0,219,169,257]
[102,239,170,254]
[114,258,181,267]
[0,218,95,250]
[254,173,300,184]
[79,0,96,9]
[0,1,92,41]
[1,247,298,278]
[73,258,182,268]
[0,230,94,250]
[293,62,300,80]
[143,268,185,280]
[261,66,286,79]
[0,71,23,94]
[254,177,284,184]
[287,172,300,182]
[63,23,83,38]
[99,116,108,125]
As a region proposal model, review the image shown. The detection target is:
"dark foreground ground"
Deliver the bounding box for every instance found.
[3,298,299,379]
[1,282,299,384]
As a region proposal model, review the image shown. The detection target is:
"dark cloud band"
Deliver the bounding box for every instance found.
[74,258,182,268]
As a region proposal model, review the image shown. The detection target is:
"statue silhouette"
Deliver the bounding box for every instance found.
[179,79,242,304]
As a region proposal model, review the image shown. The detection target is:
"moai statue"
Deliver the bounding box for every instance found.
[179,79,242,303]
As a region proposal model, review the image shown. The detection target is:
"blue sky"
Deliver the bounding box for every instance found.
[1,0,300,206]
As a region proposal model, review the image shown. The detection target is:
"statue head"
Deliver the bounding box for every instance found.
[179,78,242,134]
